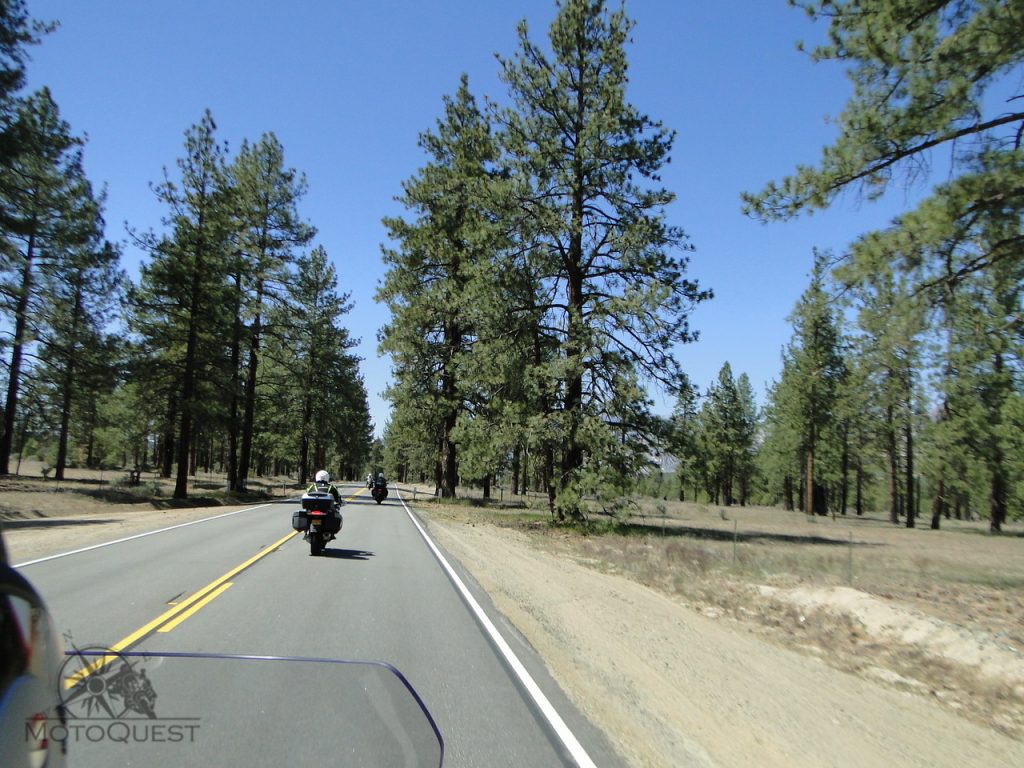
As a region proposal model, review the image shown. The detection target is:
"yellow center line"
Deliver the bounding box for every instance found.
[66,528,298,685]
[158,582,233,633]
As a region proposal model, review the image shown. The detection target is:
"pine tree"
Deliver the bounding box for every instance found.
[270,245,362,483]
[37,229,124,479]
[497,0,708,518]
[735,372,759,506]
[129,111,234,498]
[0,0,53,157]
[669,374,700,502]
[378,75,501,498]
[838,241,927,526]
[783,255,846,516]
[228,132,314,490]
[744,0,1023,230]
[704,363,742,506]
[0,89,94,473]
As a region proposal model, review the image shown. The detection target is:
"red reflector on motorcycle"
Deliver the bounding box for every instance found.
[310,511,325,516]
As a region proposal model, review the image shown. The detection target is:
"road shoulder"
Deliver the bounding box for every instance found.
[424,514,1024,768]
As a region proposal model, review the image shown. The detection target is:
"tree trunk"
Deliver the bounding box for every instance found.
[930,477,944,530]
[886,404,899,524]
[226,275,243,490]
[545,445,558,520]
[804,446,815,517]
[160,398,175,479]
[990,353,1007,533]
[174,333,198,499]
[439,412,457,499]
[990,451,1007,533]
[511,445,521,497]
[905,415,915,528]
[0,225,37,475]
[298,391,312,485]
[559,109,586,520]
[54,283,84,480]
[855,462,864,516]
[839,421,849,515]
[239,280,263,491]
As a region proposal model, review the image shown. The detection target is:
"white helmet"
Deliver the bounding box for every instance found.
[315,470,330,483]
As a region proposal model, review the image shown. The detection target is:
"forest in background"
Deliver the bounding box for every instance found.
[0,2,372,498]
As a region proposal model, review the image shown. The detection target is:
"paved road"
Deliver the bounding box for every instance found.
[16,484,623,767]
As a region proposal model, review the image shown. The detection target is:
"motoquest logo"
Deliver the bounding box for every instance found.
[28,645,201,746]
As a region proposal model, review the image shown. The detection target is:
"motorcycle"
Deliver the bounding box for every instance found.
[291,490,343,555]
[371,481,389,505]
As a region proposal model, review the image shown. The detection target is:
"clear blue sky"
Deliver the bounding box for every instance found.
[25,0,921,436]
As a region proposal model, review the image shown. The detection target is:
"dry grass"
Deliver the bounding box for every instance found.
[0,460,301,522]
[413,487,1024,737]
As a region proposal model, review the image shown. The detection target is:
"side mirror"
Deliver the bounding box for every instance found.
[0,554,67,767]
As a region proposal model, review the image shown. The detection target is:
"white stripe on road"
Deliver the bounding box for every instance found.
[397,489,598,768]
[13,504,274,568]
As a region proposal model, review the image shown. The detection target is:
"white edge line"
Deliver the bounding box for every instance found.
[397,489,598,768]
[12,503,276,568]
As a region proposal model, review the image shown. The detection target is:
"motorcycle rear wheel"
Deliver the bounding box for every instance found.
[310,532,325,556]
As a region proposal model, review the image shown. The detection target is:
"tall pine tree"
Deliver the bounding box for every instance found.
[497,0,708,518]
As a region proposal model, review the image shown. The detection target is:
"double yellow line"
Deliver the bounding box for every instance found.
[67,529,298,685]
[67,487,369,685]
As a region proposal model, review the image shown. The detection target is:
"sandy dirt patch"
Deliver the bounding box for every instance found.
[759,585,1024,688]
[426,517,1024,768]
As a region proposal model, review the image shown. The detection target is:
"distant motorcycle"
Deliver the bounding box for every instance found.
[371,478,388,505]
[292,490,343,555]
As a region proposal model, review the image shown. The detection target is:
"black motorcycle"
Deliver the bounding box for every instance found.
[291,490,343,555]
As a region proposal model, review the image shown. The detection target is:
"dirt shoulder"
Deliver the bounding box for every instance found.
[418,503,1023,767]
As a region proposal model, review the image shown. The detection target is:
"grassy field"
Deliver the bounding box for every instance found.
[411,483,1024,736]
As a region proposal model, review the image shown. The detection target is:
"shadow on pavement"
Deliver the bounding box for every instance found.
[0,518,121,529]
[321,548,375,560]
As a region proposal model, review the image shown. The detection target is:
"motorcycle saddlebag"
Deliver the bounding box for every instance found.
[321,510,343,534]
[291,509,309,532]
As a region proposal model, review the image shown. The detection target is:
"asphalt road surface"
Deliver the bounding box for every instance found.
[16,484,624,767]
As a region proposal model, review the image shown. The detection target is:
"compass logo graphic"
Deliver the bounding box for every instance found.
[59,646,157,720]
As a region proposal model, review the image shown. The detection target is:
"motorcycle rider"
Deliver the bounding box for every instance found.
[308,470,342,507]
[370,471,389,503]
